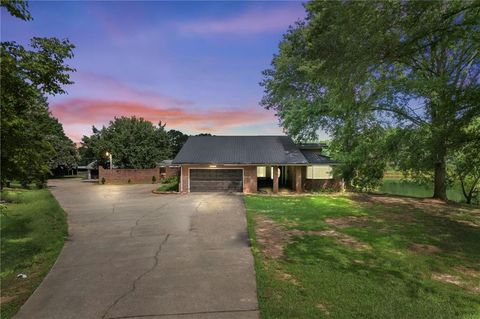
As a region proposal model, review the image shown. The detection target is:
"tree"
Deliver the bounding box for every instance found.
[166,129,189,157]
[261,1,480,200]
[450,119,480,204]
[1,0,31,21]
[79,117,172,169]
[1,2,76,186]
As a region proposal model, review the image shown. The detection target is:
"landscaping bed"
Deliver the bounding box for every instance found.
[245,194,480,318]
[0,188,68,319]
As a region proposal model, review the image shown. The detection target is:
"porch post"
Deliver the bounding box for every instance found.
[295,166,302,193]
[272,165,279,193]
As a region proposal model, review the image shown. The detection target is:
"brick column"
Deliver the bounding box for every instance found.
[272,166,279,193]
[295,166,302,193]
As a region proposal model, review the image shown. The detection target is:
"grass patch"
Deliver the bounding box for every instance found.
[1,188,68,319]
[245,194,480,318]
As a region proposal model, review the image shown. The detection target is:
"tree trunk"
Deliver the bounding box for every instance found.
[433,160,448,201]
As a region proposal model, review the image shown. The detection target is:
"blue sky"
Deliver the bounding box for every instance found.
[2,1,310,142]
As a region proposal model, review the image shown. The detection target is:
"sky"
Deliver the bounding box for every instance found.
[1,1,312,143]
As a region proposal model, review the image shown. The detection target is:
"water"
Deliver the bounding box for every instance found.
[377,178,476,204]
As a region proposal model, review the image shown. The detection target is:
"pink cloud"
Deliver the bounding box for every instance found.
[180,6,305,34]
[51,98,277,142]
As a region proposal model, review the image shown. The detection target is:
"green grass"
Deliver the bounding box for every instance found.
[245,194,480,319]
[1,188,68,319]
[378,177,475,204]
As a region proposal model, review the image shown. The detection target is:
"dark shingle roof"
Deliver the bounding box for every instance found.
[300,150,336,164]
[173,136,309,164]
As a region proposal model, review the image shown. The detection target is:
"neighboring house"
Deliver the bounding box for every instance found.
[172,135,342,193]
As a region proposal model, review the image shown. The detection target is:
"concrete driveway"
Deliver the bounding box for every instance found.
[14,179,259,319]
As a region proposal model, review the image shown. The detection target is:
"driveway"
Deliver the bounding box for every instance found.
[14,179,259,319]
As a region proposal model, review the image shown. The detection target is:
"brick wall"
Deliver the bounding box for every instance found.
[99,166,160,184]
[303,178,344,191]
[160,166,180,180]
[179,165,257,193]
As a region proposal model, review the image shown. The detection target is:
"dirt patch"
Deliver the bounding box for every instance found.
[456,266,480,278]
[432,272,480,293]
[0,295,16,305]
[409,243,442,254]
[316,303,330,315]
[432,273,463,286]
[275,268,300,286]
[255,215,292,259]
[254,215,370,259]
[325,216,369,228]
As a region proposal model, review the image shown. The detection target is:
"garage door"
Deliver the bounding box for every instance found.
[190,169,243,192]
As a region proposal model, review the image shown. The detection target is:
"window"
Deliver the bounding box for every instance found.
[306,165,333,179]
[257,166,266,177]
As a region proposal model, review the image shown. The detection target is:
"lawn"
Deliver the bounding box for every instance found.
[245,194,480,319]
[0,188,68,319]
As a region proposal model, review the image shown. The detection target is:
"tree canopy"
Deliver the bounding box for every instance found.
[1,1,77,186]
[261,0,480,200]
[79,117,172,169]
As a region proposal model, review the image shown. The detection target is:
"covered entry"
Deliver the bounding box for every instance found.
[189,169,243,192]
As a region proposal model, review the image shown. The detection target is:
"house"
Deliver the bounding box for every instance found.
[172,136,343,193]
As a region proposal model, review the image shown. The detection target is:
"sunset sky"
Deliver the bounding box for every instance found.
[1,1,311,143]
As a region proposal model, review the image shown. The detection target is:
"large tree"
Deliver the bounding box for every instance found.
[166,129,189,157]
[1,2,76,186]
[261,0,480,200]
[79,117,172,169]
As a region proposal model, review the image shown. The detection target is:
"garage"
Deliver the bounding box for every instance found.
[189,169,243,192]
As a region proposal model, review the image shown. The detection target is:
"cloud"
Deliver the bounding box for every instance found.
[179,6,305,35]
[51,98,277,141]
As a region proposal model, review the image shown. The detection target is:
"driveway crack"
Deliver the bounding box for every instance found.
[130,202,170,237]
[101,233,170,319]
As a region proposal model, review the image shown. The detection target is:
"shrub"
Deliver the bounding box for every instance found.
[127,178,131,184]
[101,177,106,184]
[152,176,157,184]
[163,176,178,184]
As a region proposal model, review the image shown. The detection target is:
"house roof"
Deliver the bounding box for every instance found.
[300,150,336,164]
[173,136,310,165]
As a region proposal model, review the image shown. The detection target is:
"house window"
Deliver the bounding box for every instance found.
[306,165,333,179]
[257,166,266,177]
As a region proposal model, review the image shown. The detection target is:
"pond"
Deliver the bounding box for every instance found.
[377,178,477,205]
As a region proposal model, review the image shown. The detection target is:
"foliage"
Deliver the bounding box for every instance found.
[79,116,171,169]
[0,0,31,21]
[450,118,480,204]
[163,176,178,184]
[1,188,67,319]
[152,175,157,184]
[1,5,76,186]
[261,1,480,200]
[167,129,189,157]
[246,195,480,318]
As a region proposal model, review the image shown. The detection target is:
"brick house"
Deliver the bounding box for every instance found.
[172,136,342,193]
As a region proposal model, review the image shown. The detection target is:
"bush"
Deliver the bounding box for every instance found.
[101,177,105,184]
[127,178,131,184]
[152,176,157,184]
[163,176,178,184]
[156,182,178,192]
